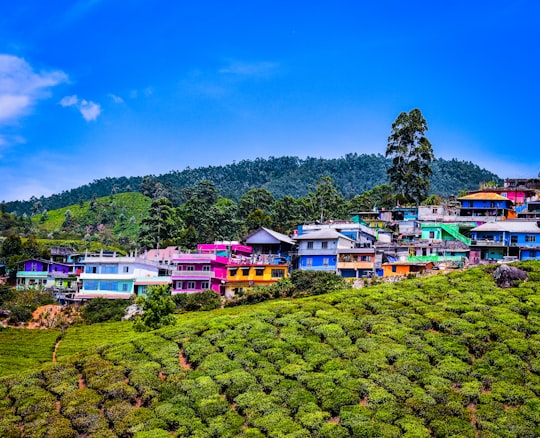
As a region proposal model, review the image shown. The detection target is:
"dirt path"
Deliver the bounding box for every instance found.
[52,338,62,362]
[78,373,87,389]
[178,350,191,370]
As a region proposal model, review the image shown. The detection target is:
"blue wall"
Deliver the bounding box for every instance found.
[298,255,337,271]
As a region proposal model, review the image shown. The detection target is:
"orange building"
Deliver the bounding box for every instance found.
[382,261,433,277]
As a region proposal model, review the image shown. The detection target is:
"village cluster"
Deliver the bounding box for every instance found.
[14,178,540,302]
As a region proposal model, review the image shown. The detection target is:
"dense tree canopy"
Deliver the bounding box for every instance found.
[386,109,435,205]
[4,155,501,216]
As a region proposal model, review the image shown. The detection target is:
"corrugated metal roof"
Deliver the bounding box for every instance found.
[295,228,354,241]
[471,221,540,233]
[245,227,296,245]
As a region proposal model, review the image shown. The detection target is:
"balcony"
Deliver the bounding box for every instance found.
[172,270,215,278]
[337,261,374,270]
[48,271,70,278]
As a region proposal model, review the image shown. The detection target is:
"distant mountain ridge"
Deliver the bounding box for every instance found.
[4,154,501,215]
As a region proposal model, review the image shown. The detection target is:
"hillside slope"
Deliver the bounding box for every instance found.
[1,263,539,437]
[5,155,501,215]
[33,192,151,244]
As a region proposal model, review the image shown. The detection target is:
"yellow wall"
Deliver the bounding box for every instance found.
[227,264,288,285]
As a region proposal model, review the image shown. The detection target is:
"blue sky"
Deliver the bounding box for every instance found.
[1,1,539,202]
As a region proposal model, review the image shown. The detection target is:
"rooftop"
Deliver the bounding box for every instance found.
[458,192,513,202]
[471,221,540,233]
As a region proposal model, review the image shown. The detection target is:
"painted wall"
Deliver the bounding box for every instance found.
[521,249,540,261]
[298,255,337,271]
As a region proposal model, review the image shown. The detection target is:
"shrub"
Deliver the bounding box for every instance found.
[82,298,131,323]
[290,270,349,296]
[173,290,221,312]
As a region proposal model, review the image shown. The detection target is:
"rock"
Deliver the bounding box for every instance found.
[123,304,144,320]
[493,264,528,288]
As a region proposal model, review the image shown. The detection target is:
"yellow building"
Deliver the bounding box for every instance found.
[226,263,289,295]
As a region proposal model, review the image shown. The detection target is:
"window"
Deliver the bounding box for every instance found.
[429,231,435,239]
[323,257,329,266]
[187,282,196,289]
[175,281,183,290]
[122,283,129,292]
[511,236,518,244]
[84,280,98,290]
[186,265,195,271]
[255,268,265,276]
[321,241,328,249]
[86,265,98,273]
[202,265,211,271]
[123,266,129,273]
[201,281,210,289]
[307,241,314,249]
[100,281,118,291]
[526,235,536,242]
[306,258,313,267]
[392,266,397,273]
[229,268,238,276]
[432,208,438,214]
[241,267,250,276]
[101,264,118,274]
[271,269,284,278]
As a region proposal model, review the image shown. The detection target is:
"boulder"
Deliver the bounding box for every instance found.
[493,264,528,288]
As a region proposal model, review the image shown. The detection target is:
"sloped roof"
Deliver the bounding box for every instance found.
[471,221,540,233]
[295,228,354,241]
[245,227,296,245]
[458,192,512,202]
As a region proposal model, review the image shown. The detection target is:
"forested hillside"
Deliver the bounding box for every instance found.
[1,263,539,437]
[3,155,501,215]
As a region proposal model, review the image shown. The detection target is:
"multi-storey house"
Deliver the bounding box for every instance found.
[226,255,289,296]
[244,227,296,260]
[336,247,376,279]
[16,259,71,290]
[470,221,540,261]
[171,243,252,295]
[458,192,516,221]
[78,251,166,299]
[295,228,354,272]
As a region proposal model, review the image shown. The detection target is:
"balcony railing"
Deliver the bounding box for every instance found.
[172,270,215,277]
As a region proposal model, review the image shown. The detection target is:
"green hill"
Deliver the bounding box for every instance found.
[4,155,501,215]
[1,262,540,436]
[33,192,151,246]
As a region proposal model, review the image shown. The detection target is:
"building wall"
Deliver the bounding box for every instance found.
[521,249,540,261]
[298,255,337,271]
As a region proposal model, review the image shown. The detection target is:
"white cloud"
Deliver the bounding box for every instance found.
[108,93,124,103]
[59,94,101,121]
[219,61,279,77]
[0,54,67,124]
[79,99,101,121]
[60,94,79,107]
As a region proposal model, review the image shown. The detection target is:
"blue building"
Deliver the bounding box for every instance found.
[458,192,514,219]
[295,229,354,272]
[470,221,540,261]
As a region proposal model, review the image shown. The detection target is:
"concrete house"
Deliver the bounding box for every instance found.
[295,229,354,272]
[470,220,540,261]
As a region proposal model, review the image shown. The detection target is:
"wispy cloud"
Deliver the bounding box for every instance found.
[219,60,279,77]
[108,93,124,104]
[0,54,67,124]
[60,94,101,121]
[129,87,154,99]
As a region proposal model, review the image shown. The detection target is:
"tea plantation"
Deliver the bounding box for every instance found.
[1,262,540,437]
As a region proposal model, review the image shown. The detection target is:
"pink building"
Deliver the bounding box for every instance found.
[171,243,252,295]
